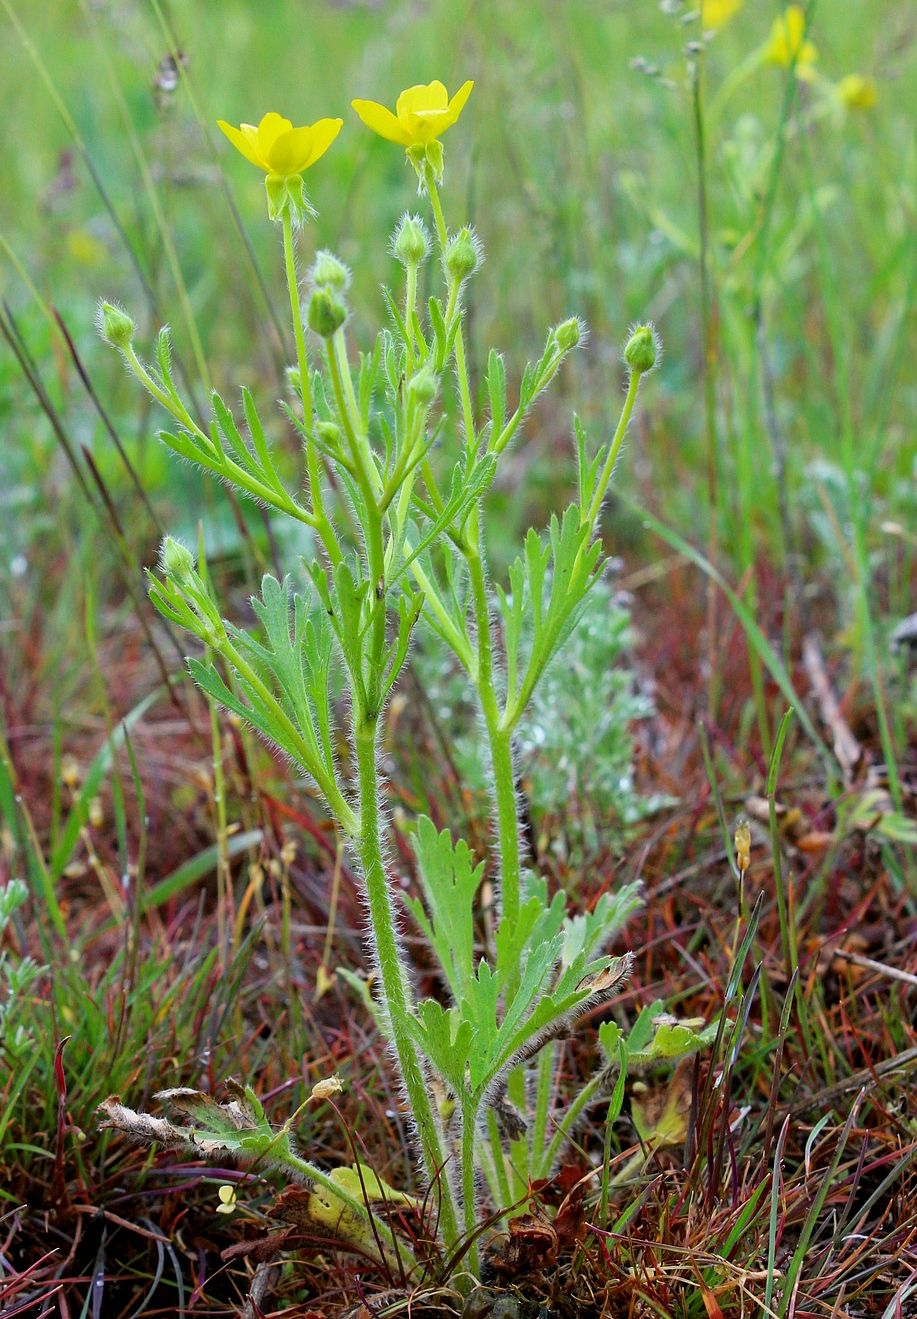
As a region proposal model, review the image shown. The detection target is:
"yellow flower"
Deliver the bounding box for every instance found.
[837,74,878,110]
[216,112,342,178]
[702,0,742,28]
[351,80,474,149]
[215,1185,237,1215]
[765,6,817,68]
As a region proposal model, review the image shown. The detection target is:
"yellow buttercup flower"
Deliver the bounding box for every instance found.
[352,80,473,148]
[702,0,742,28]
[837,74,878,110]
[352,80,473,185]
[217,112,342,178]
[765,6,817,68]
[217,111,342,222]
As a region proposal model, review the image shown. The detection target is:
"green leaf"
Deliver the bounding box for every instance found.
[500,504,605,728]
[561,882,644,966]
[409,998,473,1094]
[407,817,486,1001]
[486,349,506,439]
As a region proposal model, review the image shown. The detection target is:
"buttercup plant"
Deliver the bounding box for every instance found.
[99,80,710,1279]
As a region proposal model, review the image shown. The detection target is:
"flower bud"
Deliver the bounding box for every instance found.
[734,818,752,876]
[315,420,343,449]
[444,227,482,283]
[161,536,195,580]
[310,249,351,292]
[553,317,584,353]
[407,366,438,408]
[623,323,660,375]
[97,301,135,350]
[391,213,430,267]
[307,288,347,338]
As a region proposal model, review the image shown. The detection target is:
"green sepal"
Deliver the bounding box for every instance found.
[264,172,317,225]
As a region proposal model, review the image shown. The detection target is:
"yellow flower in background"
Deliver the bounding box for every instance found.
[352,80,474,149]
[217,112,342,178]
[215,1185,237,1215]
[765,6,817,68]
[702,0,742,28]
[837,74,878,110]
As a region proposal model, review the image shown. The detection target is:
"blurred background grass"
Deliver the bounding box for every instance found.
[2,0,914,578]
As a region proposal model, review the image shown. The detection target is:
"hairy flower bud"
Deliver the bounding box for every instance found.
[444,226,482,283]
[307,288,347,338]
[310,250,351,292]
[407,366,438,408]
[553,317,584,354]
[391,213,430,268]
[623,323,660,375]
[315,420,343,450]
[97,300,135,350]
[161,536,194,580]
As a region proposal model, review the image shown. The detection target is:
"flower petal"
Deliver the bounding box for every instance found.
[301,117,343,168]
[445,79,474,126]
[352,98,412,145]
[216,120,263,168]
[256,112,293,157]
[397,80,448,119]
[784,5,805,46]
[267,126,317,175]
[404,108,452,143]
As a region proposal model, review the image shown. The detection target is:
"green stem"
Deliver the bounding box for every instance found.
[282,209,312,427]
[123,342,319,528]
[327,333,383,500]
[531,1043,555,1169]
[407,554,474,670]
[425,167,449,251]
[486,1108,513,1212]
[123,343,207,444]
[586,369,641,527]
[353,721,460,1247]
[325,336,387,685]
[404,261,418,371]
[467,546,522,926]
[454,323,476,451]
[282,211,343,554]
[460,1100,481,1275]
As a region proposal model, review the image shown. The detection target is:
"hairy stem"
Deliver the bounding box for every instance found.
[460,1100,481,1276]
[353,720,461,1248]
[467,545,522,927]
